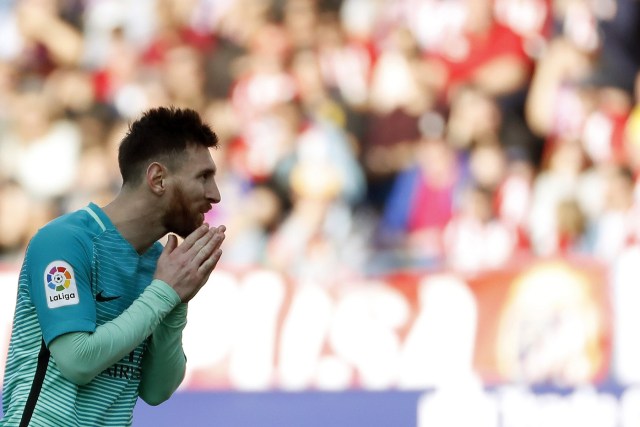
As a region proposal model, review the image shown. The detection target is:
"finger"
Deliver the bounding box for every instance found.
[192,233,219,266]
[210,228,226,251]
[191,227,225,261]
[181,224,210,250]
[187,228,217,258]
[198,249,222,276]
[163,234,178,253]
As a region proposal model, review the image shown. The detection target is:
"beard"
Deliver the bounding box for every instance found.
[163,185,205,239]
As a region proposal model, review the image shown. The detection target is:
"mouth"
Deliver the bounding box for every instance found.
[197,205,212,225]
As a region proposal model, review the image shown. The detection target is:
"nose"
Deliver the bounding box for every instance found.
[206,179,221,204]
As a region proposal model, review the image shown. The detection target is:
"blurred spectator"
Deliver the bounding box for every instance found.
[596,0,640,98]
[269,102,366,205]
[0,60,17,126]
[446,84,503,150]
[421,0,534,101]
[591,164,640,263]
[493,0,552,46]
[0,179,40,260]
[82,0,155,63]
[525,37,593,143]
[44,67,96,116]
[315,10,371,110]
[233,100,301,185]
[266,153,362,284]
[161,43,208,110]
[281,0,319,50]
[220,184,284,269]
[64,114,121,212]
[443,184,516,274]
[527,138,590,255]
[375,135,469,270]
[92,26,158,118]
[362,26,428,211]
[554,197,591,255]
[495,153,535,253]
[0,84,81,203]
[467,140,507,192]
[0,1,21,61]
[624,71,640,174]
[579,73,634,167]
[290,49,345,127]
[13,0,84,71]
[230,23,294,121]
[203,34,246,100]
[525,0,637,169]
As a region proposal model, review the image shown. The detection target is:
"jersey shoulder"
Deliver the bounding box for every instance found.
[27,208,104,258]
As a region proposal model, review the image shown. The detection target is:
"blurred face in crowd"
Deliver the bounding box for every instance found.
[11,91,52,141]
[465,187,494,223]
[416,137,457,186]
[463,0,494,32]
[162,45,205,106]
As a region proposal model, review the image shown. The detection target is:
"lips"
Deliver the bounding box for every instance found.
[199,206,211,224]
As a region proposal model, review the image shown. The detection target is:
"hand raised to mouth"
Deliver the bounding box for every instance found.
[154,223,226,303]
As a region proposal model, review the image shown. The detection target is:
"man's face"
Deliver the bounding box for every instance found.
[163,145,220,238]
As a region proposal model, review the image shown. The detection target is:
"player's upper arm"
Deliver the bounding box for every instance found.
[26,224,97,345]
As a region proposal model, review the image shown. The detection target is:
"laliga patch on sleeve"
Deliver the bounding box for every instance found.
[44,260,80,308]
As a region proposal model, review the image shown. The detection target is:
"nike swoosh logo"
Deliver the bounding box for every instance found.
[96,291,120,302]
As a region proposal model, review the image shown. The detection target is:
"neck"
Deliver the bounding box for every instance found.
[102,189,167,254]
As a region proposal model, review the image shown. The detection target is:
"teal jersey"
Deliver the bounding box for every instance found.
[1,203,163,427]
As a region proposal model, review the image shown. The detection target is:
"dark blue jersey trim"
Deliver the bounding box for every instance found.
[19,338,50,427]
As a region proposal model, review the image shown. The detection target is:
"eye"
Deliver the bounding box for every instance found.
[200,171,213,181]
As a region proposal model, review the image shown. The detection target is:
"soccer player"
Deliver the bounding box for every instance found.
[0,107,226,426]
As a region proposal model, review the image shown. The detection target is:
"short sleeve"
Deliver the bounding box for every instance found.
[26,224,97,345]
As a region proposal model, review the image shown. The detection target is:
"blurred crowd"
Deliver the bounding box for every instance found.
[1,0,640,284]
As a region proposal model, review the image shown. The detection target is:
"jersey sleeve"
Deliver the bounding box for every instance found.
[26,224,97,345]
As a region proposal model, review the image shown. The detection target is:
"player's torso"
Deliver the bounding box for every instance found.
[62,229,162,426]
[90,229,161,383]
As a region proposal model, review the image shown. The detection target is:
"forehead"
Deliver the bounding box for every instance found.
[176,145,216,174]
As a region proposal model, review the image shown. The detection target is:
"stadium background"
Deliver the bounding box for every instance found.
[2,0,640,425]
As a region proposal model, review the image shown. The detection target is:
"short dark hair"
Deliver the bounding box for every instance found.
[118,106,219,185]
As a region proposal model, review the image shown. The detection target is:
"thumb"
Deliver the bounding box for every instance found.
[164,234,178,253]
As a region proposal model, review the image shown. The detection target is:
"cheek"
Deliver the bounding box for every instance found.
[189,179,206,193]
[189,184,207,205]
[170,185,193,212]
[178,182,201,201]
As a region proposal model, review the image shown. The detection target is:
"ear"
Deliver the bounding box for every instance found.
[146,162,166,195]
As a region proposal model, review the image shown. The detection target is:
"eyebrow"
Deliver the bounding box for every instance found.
[202,166,216,176]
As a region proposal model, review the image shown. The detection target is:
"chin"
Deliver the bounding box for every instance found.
[168,217,203,239]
